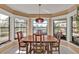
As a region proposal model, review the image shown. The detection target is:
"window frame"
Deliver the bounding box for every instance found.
[0,16,10,45]
[32,19,48,35]
[14,18,27,39]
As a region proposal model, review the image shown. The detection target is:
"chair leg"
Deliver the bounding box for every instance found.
[26,45,27,54]
[26,43,28,54]
[30,43,32,54]
[58,47,60,54]
[46,46,49,54]
[19,47,20,54]
[50,44,52,54]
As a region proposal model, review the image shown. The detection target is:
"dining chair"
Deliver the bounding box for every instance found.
[31,34,46,54]
[17,31,27,54]
[45,35,52,54]
[50,32,61,54]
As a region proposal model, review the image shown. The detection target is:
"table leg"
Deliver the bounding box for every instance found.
[46,43,50,54]
[30,42,31,54]
[26,43,28,54]
[50,43,52,54]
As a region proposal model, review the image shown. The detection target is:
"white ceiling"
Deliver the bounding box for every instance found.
[7,4,74,14]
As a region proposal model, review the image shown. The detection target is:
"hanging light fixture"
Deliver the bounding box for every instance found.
[36,4,44,23]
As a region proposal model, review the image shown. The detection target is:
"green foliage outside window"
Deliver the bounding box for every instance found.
[76,16,79,32]
[76,7,79,32]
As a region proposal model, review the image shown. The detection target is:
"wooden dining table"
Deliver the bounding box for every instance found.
[22,35,58,54]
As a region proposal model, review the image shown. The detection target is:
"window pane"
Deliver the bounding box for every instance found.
[53,20,67,40]
[14,18,27,38]
[72,16,79,45]
[0,14,10,44]
[32,19,48,35]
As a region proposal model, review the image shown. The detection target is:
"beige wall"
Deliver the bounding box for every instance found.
[28,18,32,35]
[48,18,52,35]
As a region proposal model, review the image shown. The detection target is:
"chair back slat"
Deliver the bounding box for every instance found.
[33,34,45,42]
[17,32,21,41]
[33,34,36,41]
[20,31,23,39]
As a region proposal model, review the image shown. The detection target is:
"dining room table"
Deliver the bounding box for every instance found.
[22,35,59,54]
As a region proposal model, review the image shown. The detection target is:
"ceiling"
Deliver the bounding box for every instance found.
[6,4,74,14]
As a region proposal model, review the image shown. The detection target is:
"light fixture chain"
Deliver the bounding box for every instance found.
[39,4,41,18]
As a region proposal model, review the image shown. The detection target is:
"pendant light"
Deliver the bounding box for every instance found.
[36,4,44,23]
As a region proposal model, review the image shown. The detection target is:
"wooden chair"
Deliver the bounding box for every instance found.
[44,35,51,54]
[17,31,27,54]
[50,32,61,54]
[31,34,46,54]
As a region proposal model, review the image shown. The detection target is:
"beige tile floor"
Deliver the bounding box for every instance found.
[1,40,79,54]
[61,40,79,53]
